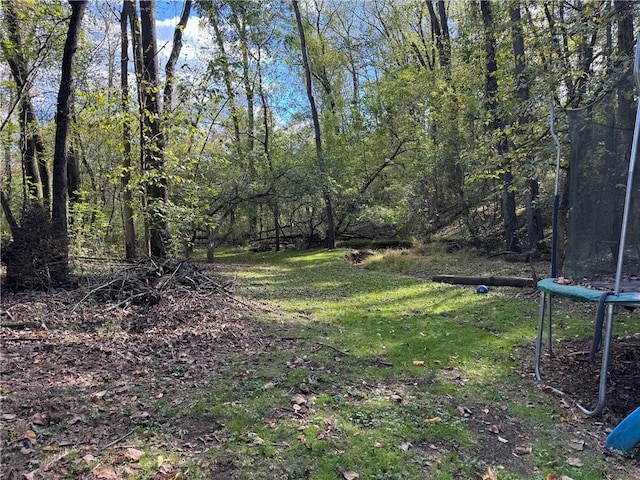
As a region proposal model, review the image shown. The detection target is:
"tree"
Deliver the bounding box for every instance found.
[480,0,519,252]
[292,0,335,249]
[1,0,50,201]
[120,0,136,259]
[510,1,543,254]
[139,0,170,257]
[50,0,87,283]
[1,0,86,289]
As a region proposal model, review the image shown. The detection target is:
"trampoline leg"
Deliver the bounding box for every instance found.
[578,303,614,416]
[546,292,553,355]
[589,291,613,362]
[535,292,548,381]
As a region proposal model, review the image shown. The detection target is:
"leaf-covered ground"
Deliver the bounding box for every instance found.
[1,255,639,479]
[0,264,272,479]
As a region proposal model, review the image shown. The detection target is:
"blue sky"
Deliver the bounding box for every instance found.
[156,0,188,21]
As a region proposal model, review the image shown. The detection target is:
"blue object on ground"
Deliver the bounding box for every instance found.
[476,285,488,294]
[606,406,640,453]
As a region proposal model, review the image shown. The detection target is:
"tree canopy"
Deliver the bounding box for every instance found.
[1,0,638,287]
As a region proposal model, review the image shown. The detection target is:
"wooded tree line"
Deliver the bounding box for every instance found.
[0,0,638,289]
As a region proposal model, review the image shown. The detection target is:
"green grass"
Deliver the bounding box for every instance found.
[71,247,636,479]
[182,247,637,480]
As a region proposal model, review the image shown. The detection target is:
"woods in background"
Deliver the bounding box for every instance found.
[1,0,637,289]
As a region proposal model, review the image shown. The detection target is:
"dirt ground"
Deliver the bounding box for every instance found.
[1,263,639,479]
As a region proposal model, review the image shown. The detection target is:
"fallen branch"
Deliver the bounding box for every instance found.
[315,342,349,355]
[432,275,534,288]
[102,429,134,450]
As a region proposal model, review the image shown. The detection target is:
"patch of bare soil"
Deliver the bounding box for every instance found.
[0,262,272,480]
[537,336,640,426]
[530,335,640,477]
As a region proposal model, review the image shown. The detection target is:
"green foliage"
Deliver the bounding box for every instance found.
[3,0,637,260]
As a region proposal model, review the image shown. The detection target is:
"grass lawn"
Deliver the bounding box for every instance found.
[200,247,639,479]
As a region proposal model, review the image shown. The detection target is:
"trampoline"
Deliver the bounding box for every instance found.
[534,35,640,416]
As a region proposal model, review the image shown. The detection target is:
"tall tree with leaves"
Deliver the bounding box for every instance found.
[510,1,543,254]
[292,0,335,249]
[120,0,136,259]
[480,0,519,252]
[139,0,170,257]
[50,0,87,283]
[1,0,50,202]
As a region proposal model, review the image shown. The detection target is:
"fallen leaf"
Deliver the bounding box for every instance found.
[24,430,37,445]
[291,394,307,405]
[253,436,265,445]
[373,441,385,448]
[390,394,403,402]
[263,381,276,389]
[91,390,108,404]
[481,467,498,480]
[31,412,50,426]
[545,474,557,480]
[92,467,118,479]
[456,406,472,417]
[158,462,174,474]
[412,360,425,366]
[83,454,96,465]
[488,424,501,434]
[336,467,359,480]
[569,439,584,451]
[378,350,388,356]
[131,410,150,419]
[515,445,532,455]
[566,457,583,467]
[68,413,86,425]
[497,436,508,443]
[424,416,442,423]
[125,448,145,460]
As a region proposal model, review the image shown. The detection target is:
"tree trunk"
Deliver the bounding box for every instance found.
[2,0,49,202]
[163,0,192,112]
[50,0,87,285]
[510,2,543,253]
[425,0,450,69]
[257,52,281,251]
[121,0,136,259]
[481,0,519,252]
[211,13,241,146]
[231,5,258,237]
[139,0,170,258]
[432,275,534,288]
[292,0,335,249]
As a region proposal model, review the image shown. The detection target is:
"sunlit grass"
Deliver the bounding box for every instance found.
[200,247,637,479]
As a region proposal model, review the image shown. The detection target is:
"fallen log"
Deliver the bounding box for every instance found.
[432,275,534,288]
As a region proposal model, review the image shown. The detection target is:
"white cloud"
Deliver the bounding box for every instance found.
[156,15,213,67]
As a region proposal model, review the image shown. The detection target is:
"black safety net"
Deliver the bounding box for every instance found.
[563,74,640,292]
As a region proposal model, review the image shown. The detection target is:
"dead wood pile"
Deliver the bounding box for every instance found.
[79,259,234,308]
